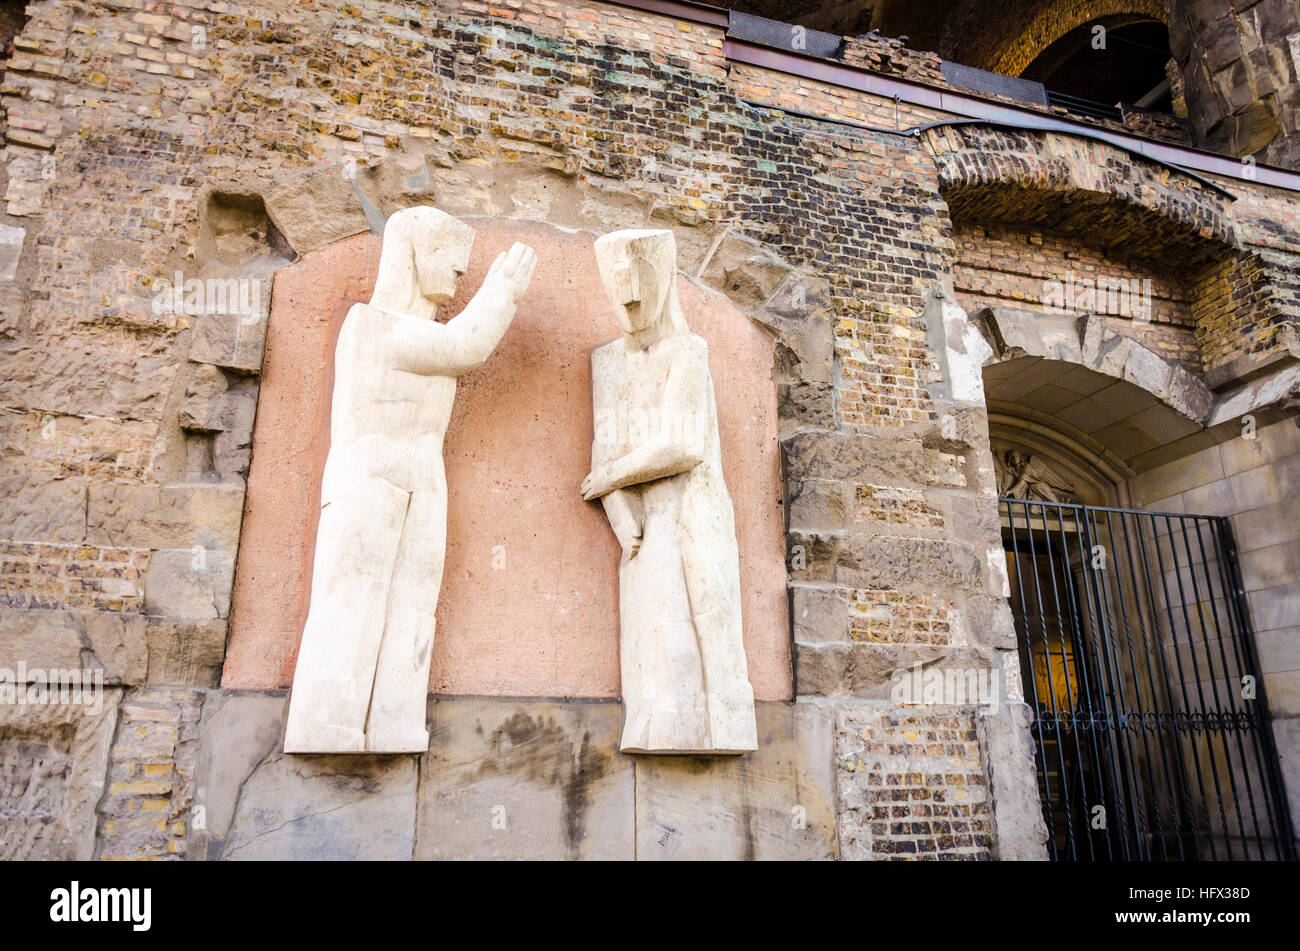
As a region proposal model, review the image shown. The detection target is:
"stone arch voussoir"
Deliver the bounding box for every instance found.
[977,305,1213,424]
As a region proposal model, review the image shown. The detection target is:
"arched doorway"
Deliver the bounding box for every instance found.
[985,358,1296,861]
[1021,17,1173,112]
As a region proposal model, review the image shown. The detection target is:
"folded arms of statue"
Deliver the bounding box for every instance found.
[581,341,708,503]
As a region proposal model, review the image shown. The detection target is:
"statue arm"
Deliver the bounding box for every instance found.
[391,297,511,377]
[588,347,643,555]
[601,490,643,559]
[581,339,707,501]
[392,243,537,377]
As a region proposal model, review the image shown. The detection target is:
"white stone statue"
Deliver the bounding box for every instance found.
[284,207,538,753]
[582,229,757,754]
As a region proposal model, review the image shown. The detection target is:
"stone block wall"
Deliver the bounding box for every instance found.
[1168,0,1300,168]
[0,691,120,860]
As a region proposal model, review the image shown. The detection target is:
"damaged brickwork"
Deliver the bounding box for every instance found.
[94,686,203,861]
[836,707,993,860]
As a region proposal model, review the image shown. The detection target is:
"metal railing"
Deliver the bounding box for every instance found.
[1046,90,1123,122]
[1001,498,1296,861]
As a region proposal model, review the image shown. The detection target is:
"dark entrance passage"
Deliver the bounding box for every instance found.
[1001,498,1296,861]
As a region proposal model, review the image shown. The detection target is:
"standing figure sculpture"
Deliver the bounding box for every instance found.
[285,207,537,753]
[581,229,757,754]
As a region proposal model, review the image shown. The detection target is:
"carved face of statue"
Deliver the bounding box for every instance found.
[593,229,674,335]
[379,206,475,308]
[414,215,474,305]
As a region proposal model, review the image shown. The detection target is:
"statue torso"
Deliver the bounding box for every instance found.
[323,302,457,496]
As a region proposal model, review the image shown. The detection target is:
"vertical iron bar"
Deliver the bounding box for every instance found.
[1203,516,1279,857]
[1215,516,1298,859]
[1151,513,1217,859]
[1054,504,1111,862]
[1190,515,1263,858]
[1173,515,1237,858]
[1004,500,1063,860]
[1069,503,1126,859]
[1037,502,1092,860]
[1022,500,1085,859]
[1133,510,1202,860]
[1119,510,1185,859]
[1104,509,1170,859]
[1084,506,1147,860]
[1160,514,1224,859]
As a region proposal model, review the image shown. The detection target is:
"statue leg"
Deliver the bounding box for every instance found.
[365,485,446,752]
[617,503,709,752]
[680,502,757,753]
[283,473,409,753]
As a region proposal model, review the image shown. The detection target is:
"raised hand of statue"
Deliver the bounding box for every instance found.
[480,242,538,308]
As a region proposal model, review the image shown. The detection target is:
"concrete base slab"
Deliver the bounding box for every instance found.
[633,701,837,860]
[189,691,417,860]
[181,694,837,860]
[416,698,634,860]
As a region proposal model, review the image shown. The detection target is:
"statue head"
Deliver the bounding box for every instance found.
[371,206,475,317]
[593,229,686,341]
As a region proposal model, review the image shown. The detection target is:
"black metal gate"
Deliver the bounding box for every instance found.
[1000,498,1296,861]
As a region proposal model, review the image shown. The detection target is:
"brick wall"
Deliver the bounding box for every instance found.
[1192,250,1300,373]
[837,707,993,859]
[0,540,148,612]
[953,222,1200,370]
[94,686,203,860]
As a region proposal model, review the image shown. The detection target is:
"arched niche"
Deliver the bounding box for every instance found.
[983,352,1215,508]
[222,217,792,701]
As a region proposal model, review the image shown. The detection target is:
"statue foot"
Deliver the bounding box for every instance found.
[707,691,758,753]
[283,722,367,754]
[365,727,430,753]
